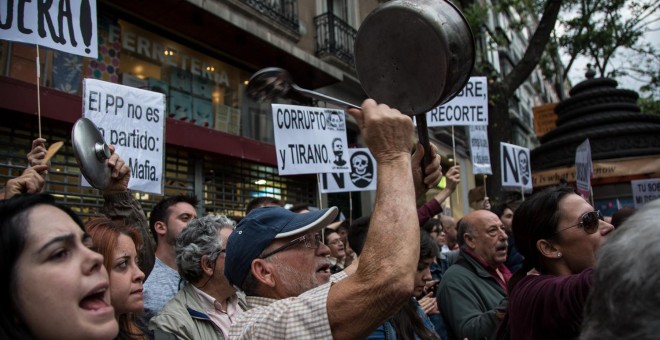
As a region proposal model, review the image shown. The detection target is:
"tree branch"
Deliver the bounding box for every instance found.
[501,0,563,97]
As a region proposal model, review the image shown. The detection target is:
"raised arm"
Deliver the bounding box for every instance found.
[418,164,460,226]
[327,99,421,339]
[100,145,155,279]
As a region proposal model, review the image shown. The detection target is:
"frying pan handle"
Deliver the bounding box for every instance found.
[416,114,433,175]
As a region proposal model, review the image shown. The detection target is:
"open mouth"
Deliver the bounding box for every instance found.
[317,263,331,274]
[496,243,508,252]
[80,287,111,312]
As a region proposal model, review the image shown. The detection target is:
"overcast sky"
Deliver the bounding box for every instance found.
[559,4,659,97]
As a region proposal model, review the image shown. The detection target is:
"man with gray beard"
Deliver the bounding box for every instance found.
[437,210,511,340]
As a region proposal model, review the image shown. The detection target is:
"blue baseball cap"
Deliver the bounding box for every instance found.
[225,206,339,289]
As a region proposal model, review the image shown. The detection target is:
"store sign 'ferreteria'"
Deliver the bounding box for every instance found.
[108,23,231,87]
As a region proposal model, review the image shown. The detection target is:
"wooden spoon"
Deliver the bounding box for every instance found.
[43,141,64,164]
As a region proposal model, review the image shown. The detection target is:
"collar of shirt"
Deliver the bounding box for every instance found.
[192,285,240,337]
[463,248,512,291]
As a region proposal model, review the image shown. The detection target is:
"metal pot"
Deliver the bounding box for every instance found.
[354,0,475,114]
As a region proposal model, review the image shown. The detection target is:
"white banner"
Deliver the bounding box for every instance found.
[469,125,492,175]
[631,178,660,208]
[575,139,593,197]
[0,0,98,58]
[500,142,532,192]
[426,77,488,126]
[272,104,351,175]
[83,78,165,194]
[318,148,377,193]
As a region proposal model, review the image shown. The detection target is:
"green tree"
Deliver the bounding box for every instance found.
[456,0,658,200]
[457,0,563,201]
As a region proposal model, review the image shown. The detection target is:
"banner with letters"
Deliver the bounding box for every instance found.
[82,78,165,194]
[318,148,377,193]
[426,77,488,126]
[0,0,98,58]
[469,125,492,175]
[575,139,593,198]
[500,142,532,192]
[631,178,660,208]
[272,104,351,176]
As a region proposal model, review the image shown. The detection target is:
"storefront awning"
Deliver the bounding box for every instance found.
[533,156,660,187]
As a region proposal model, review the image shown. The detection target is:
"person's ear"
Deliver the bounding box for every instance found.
[200,254,215,276]
[536,239,561,259]
[154,221,167,237]
[251,259,276,288]
[464,233,477,250]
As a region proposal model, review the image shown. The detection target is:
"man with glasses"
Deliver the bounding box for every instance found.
[225,99,442,339]
[437,210,510,340]
[150,215,246,339]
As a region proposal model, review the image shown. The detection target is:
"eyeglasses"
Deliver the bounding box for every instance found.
[552,210,603,236]
[259,233,322,259]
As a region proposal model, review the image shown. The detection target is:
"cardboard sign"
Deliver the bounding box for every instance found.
[83,78,165,194]
[319,148,377,193]
[0,0,98,58]
[426,77,488,126]
[272,104,351,176]
[631,178,660,208]
[500,142,532,192]
[575,139,593,197]
[469,125,492,175]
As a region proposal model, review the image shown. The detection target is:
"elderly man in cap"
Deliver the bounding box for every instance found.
[225,99,442,339]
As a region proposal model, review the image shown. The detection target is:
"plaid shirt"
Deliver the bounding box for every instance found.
[229,271,348,339]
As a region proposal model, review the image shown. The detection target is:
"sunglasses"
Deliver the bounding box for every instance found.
[552,210,603,236]
[259,233,322,259]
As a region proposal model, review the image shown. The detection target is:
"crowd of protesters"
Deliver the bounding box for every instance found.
[1,99,657,340]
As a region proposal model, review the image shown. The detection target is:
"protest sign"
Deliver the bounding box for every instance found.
[500,142,532,192]
[575,139,593,198]
[426,77,488,126]
[272,104,351,176]
[82,78,165,194]
[469,125,492,175]
[319,148,377,193]
[0,0,98,58]
[631,178,660,208]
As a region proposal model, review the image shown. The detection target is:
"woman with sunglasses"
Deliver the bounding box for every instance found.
[502,186,614,340]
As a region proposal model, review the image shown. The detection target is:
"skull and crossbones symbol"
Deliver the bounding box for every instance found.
[350,153,373,187]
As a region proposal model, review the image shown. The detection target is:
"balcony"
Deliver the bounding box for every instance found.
[314,12,357,67]
[241,0,300,33]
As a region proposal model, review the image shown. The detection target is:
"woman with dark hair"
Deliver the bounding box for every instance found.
[503,186,614,340]
[367,230,440,340]
[86,217,149,340]
[0,194,118,339]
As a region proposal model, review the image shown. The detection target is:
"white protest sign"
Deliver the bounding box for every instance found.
[0,0,98,58]
[631,178,660,208]
[426,77,488,126]
[83,78,165,194]
[575,139,593,198]
[272,104,351,175]
[319,148,377,193]
[500,142,532,192]
[469,125,492,175]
